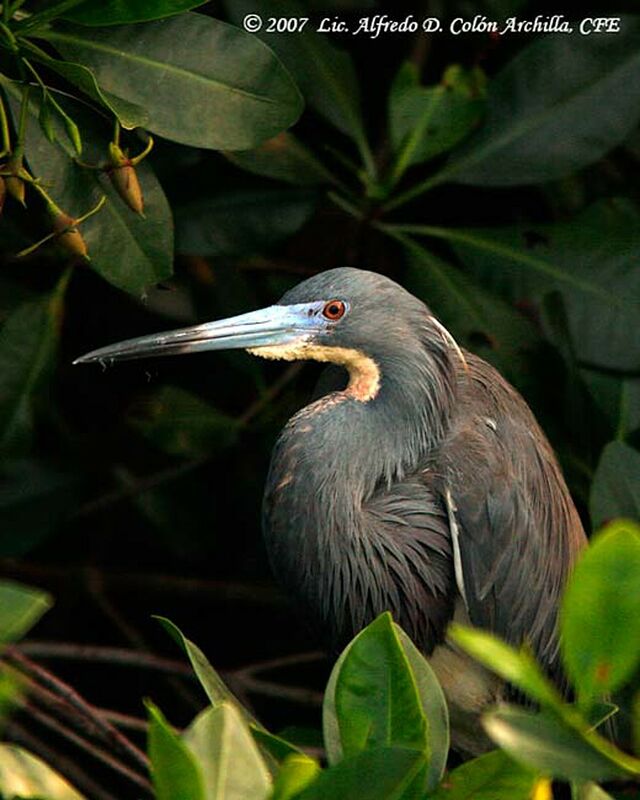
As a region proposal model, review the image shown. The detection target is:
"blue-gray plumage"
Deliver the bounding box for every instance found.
[76,268,587,751]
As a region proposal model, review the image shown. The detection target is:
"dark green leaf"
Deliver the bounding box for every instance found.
[389,65,485,176]
[23,41,148,129]
[0,580,52,644]
[437,199,640,371]
[429,750,538,800]
[581,371,640,440]
[4,81,173,295]
[64,0,208,25]
[128,385,239,458]
[449,624,563,710]
[0,281,65,457]
[175,190,316,257]
[147,701,204,800]
[155,617,256,725]
[225,133,334,186]
[0,743,86,798]
[483,707,627,781]
[399,234,538,384]
[267,753,319,800]
[576,784,615,800]
[251,727,302,763]
[323,613,443,796]
[224,0,362,138]
[561,521,640,705]
[183,704,271,800]
[590,442,640,528]
[296,747,426,800]
[44,15,303,150]
[446,18,640,185]
[0,459,80,557]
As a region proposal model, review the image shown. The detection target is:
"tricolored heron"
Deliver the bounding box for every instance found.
[76,268,586,751]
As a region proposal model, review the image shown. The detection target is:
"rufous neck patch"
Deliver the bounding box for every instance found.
[247,343,381,402]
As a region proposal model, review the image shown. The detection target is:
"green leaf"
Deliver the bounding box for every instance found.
[224,0,362,139]
[295,747,426,800]
[128,385,239,458]
[0,280,66,457]
[269,753,320,800]
[420,199,640,371]
[482,707,626,782]
[0,743,86,799]
[225,132,334,186]
[590,442,640,528]
[448,624,563,710]
[175,189,316,257]
[183,704,271,800]
[23,40,148,129]
[147,701,204,800]
[581,370,640,440]
[323,613,446,795]
[155,617,256,725]
[43,14,303,150]
[429,750,538,800]
[4,80,173,295]
[0,580,52,644]
[576,784,615,800]
[389,65,485,180]
[251,727,302,763]
[397,233,538,384]
[560,521,640,706]
[445,18,640,185]
[0,459,80,557]
[63,0,208,25]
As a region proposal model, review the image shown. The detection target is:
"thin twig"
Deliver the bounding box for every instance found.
[231,674,323,706]
[16,642,193,676]
[4,719,120,800]
[234,650,325,678]
[5,647,150,772]
[96,708,149,734]
[20,701,153,794]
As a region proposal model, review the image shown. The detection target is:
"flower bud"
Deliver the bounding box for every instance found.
[107,142,144,215]
[50,207,88,260]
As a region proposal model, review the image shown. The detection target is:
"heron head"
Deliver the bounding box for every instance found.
[74,268,463,401]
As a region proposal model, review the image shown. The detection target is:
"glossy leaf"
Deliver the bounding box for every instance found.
[437,199,640,371]
[483,707,626,781]
[251,727,302,763]
[147,701,204,800]
[156,617,256,724]
[389,65,485,176]
[267,753,319,800]
[224,0,362,138]
[183,704,271,800]
[64,0,208,25]
[296,747,426,800]
[175,189,316,257]
[4,82,173,295]
[0,280,66,457]
[23,41,148,129]
[44,15,303,150]
[429,749,538,800]
[590,442,640,528]
[0,744,85,799]
[128,385,239,458]
[225,133,334,186]
[323,612,445,795]
[449,624,562,709]
[0,580,52,644]
[576,782,615,800]
[561,521,640,706]
[446,18,640,185]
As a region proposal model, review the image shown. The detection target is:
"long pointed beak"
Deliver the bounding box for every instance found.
[74,304,324,365]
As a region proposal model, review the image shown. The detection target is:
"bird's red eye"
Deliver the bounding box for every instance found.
[322,300,346,321]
